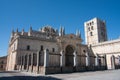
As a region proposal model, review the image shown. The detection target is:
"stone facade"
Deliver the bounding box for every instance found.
[6,26,98,74]
[0,56,7,71]
[6,17,120,74]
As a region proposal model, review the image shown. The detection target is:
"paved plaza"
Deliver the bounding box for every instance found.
[0,69,120,80]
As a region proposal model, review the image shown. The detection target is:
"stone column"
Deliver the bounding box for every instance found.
[37,51,40,73]
[111,55,115,69]
[73,51,77,67]
[44,49,49,67]
[95,54,99,66]
[23,55,25,70]
[86,52,90,66]
[103,54,107,66]
[27,54,29,71]
[60,50,65,67]
[118,56,120,65]
[31,53,33,72]
[20,56,22,71]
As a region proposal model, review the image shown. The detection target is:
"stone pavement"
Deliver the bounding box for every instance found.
[0,69,120,80]
[50,70,120,80]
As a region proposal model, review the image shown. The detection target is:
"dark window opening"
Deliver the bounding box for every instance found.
[88,27,90,31]
[52,48,55,52]
[83,50,86,53]
[90,32,93,36]
[91,26,94,30]
[90,22,92,26]
[41,45,43,51]
[27,45,30,50]
[92,21,94,25]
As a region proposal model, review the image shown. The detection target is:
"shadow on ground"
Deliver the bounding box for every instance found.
[0,71,18,73]
[0,76,62,80]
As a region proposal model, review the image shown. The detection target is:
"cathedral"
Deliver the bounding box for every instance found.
[6,17,120,74]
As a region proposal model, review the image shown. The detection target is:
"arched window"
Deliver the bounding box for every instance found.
[90,22,92,26]
[91,26,94,30]
[90,32,93,36]
[88,27,90,31]
[92,21,94,25]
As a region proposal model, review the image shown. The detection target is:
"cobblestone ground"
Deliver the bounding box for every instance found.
[0,69,120,80]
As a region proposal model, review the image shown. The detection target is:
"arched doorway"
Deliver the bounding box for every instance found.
[65,45,74,66]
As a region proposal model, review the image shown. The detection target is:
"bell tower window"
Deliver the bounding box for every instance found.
[91,26,94,30]
[90,32,93,36]
[88,27,90,31]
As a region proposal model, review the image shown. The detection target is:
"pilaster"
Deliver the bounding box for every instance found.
[44,49,49,67]
[73,51,77,67]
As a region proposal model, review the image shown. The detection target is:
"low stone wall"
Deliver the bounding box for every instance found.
[75,66,86,72]
[86,66,107,71]
[16,65,108,75]
[45,67,61,74]
[62,66,73,73]
[115,65,120,69]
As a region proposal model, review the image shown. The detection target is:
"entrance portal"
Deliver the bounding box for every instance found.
[65,45,74,66]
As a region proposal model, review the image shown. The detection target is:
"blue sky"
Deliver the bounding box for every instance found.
[0,0,120,56]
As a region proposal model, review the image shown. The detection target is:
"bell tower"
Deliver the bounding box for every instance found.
[84,17,108,45]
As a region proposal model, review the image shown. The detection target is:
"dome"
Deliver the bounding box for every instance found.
[40,26,56,34]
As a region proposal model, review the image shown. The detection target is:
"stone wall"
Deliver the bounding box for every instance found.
[91,39,120,69]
